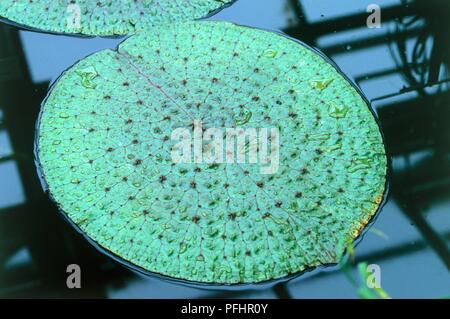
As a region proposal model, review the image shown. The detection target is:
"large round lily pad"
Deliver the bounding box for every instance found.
[0,0,234,36]
[36,21,387,284]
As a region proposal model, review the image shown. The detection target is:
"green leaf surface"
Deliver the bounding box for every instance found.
[36,21,387,284]
[0,0,234,36]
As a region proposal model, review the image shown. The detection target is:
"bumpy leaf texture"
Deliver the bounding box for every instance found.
[0,0,234,36]
[37,21,387,284]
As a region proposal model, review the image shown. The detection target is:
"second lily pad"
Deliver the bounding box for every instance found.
[0,0,235,36]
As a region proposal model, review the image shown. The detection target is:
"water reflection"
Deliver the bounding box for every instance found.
[0,0,448,298]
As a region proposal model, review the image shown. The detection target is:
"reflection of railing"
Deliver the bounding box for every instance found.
[0,24,135,298]
[0,57,21,83]
[285,1,416,38]
[286,0,450,93]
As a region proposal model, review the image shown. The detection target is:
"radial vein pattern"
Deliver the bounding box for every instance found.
[0,0,234,36]
[37,21,387,284]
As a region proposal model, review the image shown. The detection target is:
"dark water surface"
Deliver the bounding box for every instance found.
[0,0,449,298]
